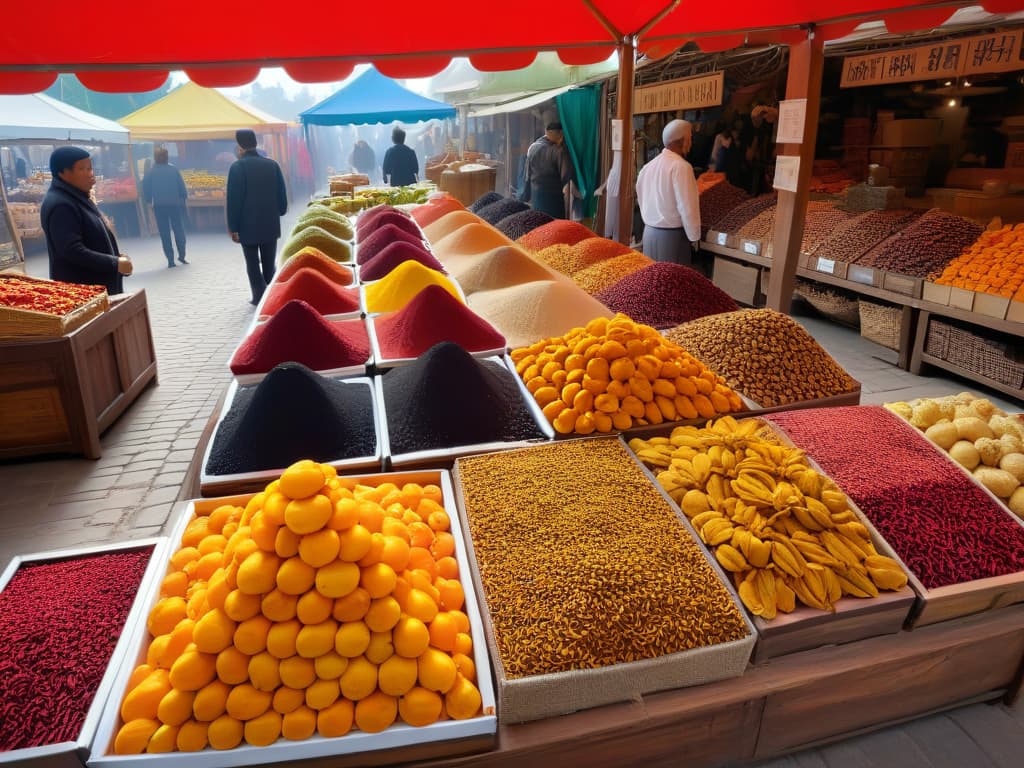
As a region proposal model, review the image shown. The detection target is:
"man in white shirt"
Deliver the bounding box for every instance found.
[636,119,701,264]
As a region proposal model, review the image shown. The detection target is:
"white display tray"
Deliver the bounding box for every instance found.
[377,357,554,470]
[199,375,383,496]
[88,475,497,768]
[0,538,168,768]
[366,315,507,371]
[228,315,374,386]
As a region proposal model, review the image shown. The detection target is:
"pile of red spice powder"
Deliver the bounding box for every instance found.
[375,284,506,359]
[360,240,446,282]
[767,405,1024,589]
[356,204,403,233]
[276,249,354,285]
[260,268,360,317]
[0,548,153,751]
[356,224,425,266]
[230,299,369,375]
[517,220,595,251]
[596,263,739,329]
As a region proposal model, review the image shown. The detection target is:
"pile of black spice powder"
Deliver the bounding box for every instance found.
[382,341,545,454]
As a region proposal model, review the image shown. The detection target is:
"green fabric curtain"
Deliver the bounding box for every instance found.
[557,84,601,219]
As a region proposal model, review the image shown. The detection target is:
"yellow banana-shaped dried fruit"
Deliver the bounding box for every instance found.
[701,519,735,546]
[820,565,842,605]
[768,535,807,578]
[730,501,756,528]
[680,489,711,518]
[715,544,750,573]
[792,506,825,532]
[789,572,828,611]
[747,536,772,569]
[754,569,778,620]
[804,498,836,529]
[774,573,796,613]
[735,418,760,437]
[864,555,908,590]
[691,453,712,484]
[707,444,724,468]
[836,568,879,598]
[838,530,876,559]
[737,571,766,616]
[691,510,723,530]
[648,436,671,445]
[790,536,841,567]
[820,531,863,568]
[830,510,857,524]
[705,474,727,507]
[793,468,822,497]
[820,489,849,515]
[720,448,737,472]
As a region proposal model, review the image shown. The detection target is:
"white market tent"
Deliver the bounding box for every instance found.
[0,93,129,144]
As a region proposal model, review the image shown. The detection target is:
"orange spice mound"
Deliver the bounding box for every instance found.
[411,195,466,228]
[517,220,594,251]
[573,253,653,295]
[535,237,633,277]
[276,248,355,285]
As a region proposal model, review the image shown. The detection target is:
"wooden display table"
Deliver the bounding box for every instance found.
[0,290,157,459]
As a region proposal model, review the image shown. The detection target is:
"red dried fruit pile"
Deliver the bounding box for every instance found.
[360,240,446,281]
[698,180,749,238]
[0,548,153,751]
[595,263,738,329]
[517,220,595,251]
[230,299,369,374]
[856,208,983,277]
[767,405,1024,589]
[710,193,778,236]
[260,268,360,317]
[808,209,923,264]
[0,276,105,315]
[355,223,425,265]
[375,284,506,359]
[275,249,354,285]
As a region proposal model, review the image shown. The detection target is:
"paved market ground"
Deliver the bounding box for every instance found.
[3,218,1023,766]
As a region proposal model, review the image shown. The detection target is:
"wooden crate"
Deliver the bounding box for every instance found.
[0,272,109,338]
[0,290,157,459]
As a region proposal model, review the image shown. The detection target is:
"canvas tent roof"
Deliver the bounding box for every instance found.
[300,68,456,126]
[0,93,129,144]
[119,82,287,141]
[0,1,1000,93]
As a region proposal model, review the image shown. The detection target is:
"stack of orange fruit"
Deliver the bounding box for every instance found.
[114,461,482,753]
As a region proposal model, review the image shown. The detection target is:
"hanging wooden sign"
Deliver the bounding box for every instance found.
[840,29,1023,88]
[634,72,724,114]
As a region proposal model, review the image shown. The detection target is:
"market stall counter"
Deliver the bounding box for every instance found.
[0,287,157,459]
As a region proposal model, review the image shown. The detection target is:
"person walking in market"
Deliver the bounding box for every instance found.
[519,121,575,219]
[40,146,133,295]
[142,146,188,268]
[635,119,701,265]
[382,126,419,187]
[226,129,288,306]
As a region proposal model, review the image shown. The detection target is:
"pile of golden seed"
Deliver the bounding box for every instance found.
[663,309,859,407]
[455,438,749,678]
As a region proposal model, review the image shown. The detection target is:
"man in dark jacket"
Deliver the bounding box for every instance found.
[382,126,418,187]
[142,146,188,268]
[520,121,574,219]
[40,146,132,295]
[226,129,288,305]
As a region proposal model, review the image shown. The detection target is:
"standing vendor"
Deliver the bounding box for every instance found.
[40,146,132,295]
[635,120,701,264]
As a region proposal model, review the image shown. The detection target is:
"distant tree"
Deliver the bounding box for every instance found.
[44,74,173,120]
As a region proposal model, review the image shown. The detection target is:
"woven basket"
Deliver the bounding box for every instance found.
[0,272,109,338]
[924,318,951,358]
[858,300,901,350]
[796,281,860,327]
[936,320,1024,389]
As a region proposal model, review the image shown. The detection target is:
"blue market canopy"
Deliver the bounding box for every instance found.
[300,68,456,127]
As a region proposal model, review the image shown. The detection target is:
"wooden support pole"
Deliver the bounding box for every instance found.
[766,30,824,314]
[616,38,636,245]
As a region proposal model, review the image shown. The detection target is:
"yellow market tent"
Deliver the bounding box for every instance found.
[119,82,286,141]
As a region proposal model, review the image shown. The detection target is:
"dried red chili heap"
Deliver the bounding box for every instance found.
[0,548,153,751]
[230,299,369,375]
[767,405,1024,589]
[0,276,105,316]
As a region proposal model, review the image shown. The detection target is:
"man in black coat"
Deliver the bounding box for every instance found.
[40,146,133,295]
[382,126,419,187]
[226,129,288,305]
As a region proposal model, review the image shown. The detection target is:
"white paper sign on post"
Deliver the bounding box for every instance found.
[773,155,800,193]
[776,99,807,144]
[611,119,623,151]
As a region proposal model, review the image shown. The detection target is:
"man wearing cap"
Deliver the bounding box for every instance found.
[40,146,133,295]
[226,129,288,305]
[635,119,701,264]
[520,122,574,219]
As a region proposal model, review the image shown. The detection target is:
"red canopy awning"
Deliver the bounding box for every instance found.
[0,1,1013,93]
